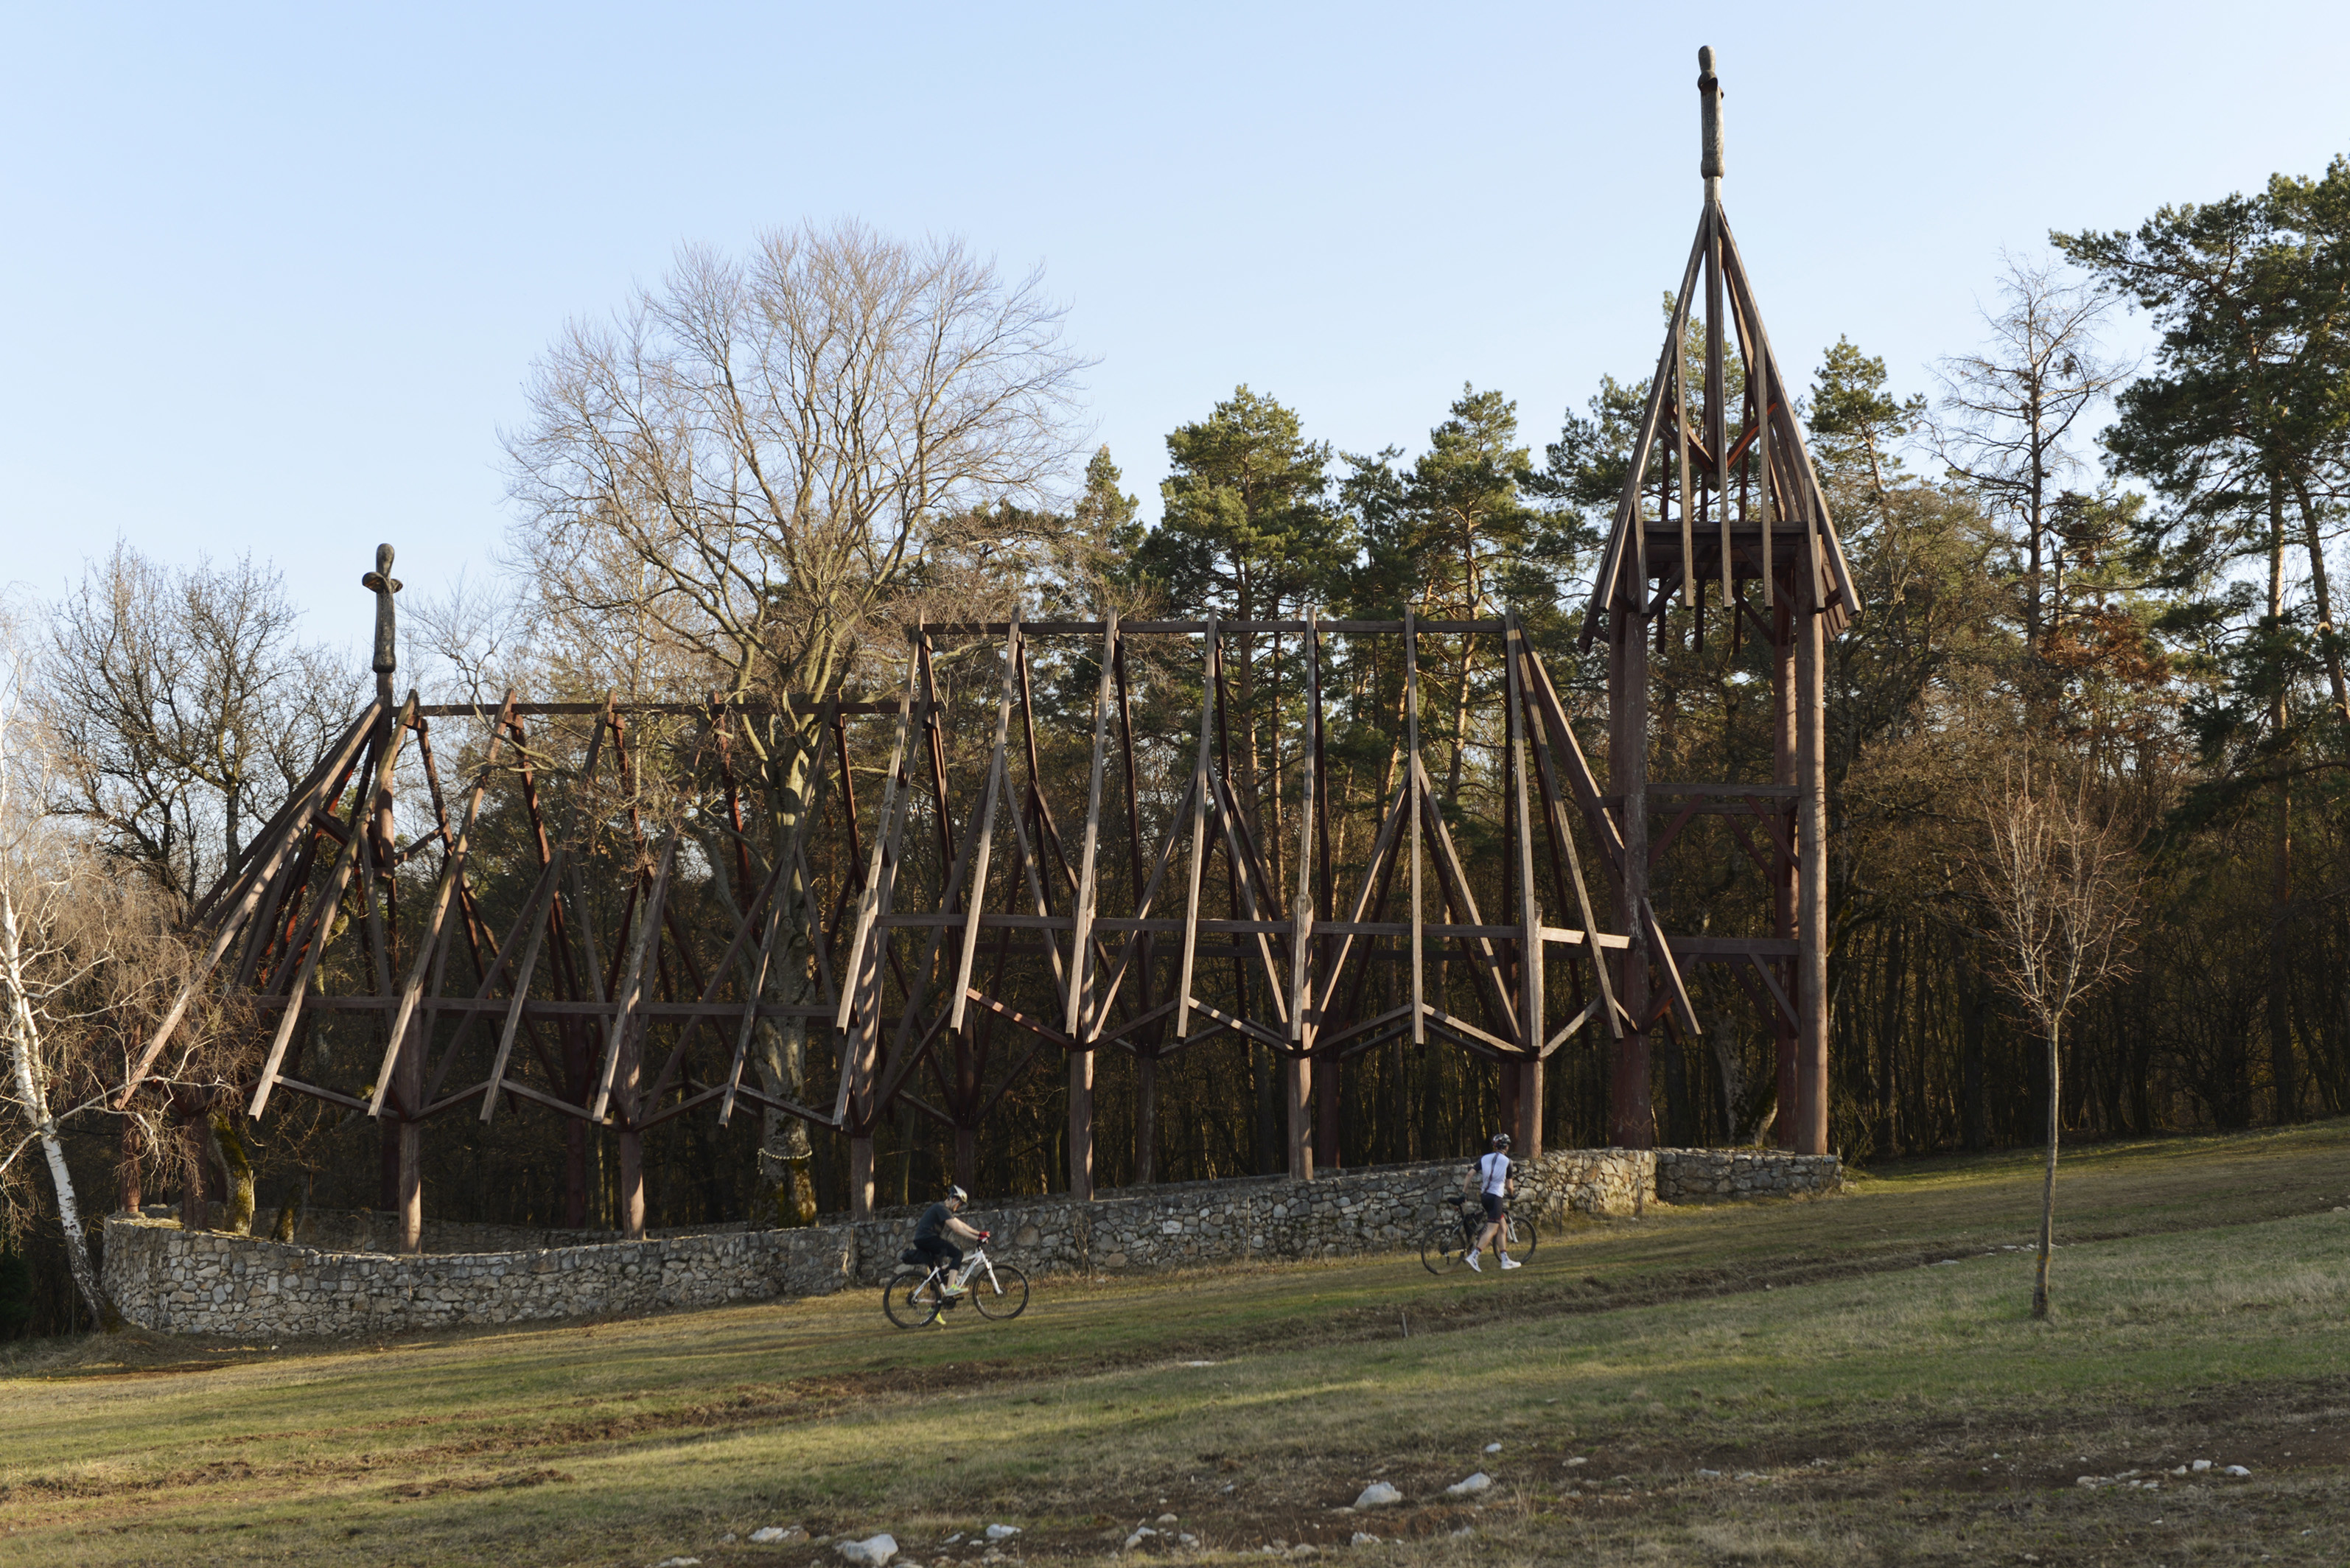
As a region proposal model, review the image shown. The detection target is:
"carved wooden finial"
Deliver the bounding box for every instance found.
[1698,46,1724,192]
[360,542,402,681]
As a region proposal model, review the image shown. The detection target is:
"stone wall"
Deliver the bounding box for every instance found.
[104,1147,1839,1337]
[103,1218,853,1337]
[1655,1149,1842,1203]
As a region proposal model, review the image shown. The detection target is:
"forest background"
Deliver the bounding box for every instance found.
[7,153,2350,1339]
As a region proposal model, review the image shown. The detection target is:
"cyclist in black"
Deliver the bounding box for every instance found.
[911,1185,987,1295]
[1459,1133,1522,1273]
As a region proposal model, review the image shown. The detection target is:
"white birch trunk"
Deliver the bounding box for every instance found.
[2,879,114,1329]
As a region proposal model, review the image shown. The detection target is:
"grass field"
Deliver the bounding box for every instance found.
[7,1124,2350,1567]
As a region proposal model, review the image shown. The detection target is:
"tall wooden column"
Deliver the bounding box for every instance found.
[1796,561,1830,1153]
[360,545,425,1252]
[615,1037,645,1237]
[1609,604,1653,1148]
[1286,1056,1313,1180]
[1772,595,1800,1147]
[848,1136,875,1217]
[1515,1062,1544,1156]
[1068,1050,1094,1199]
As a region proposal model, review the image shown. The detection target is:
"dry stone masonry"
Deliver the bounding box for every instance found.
[104,1147,1839,1337]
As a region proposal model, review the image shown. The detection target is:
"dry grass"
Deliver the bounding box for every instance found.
[6,1123,2350,1565]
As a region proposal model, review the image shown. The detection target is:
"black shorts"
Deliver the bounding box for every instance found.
[912,1236,963,1271]
[1480,1193,1505,1222]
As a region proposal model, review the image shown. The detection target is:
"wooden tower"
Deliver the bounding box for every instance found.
[1578,46,1857,1154]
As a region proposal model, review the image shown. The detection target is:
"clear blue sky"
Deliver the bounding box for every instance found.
[5,1,2346,656]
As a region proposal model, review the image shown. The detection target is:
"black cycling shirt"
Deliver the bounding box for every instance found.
[914,1201,951,1241]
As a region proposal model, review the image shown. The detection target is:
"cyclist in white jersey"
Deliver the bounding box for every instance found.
[1459,1133,1522,1272]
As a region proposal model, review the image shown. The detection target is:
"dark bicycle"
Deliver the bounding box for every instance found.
[1421,1197,1540,1275]
[882,1239,1030,1328]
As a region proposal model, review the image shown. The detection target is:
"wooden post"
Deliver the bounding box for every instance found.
[1287,612,1318,1180]
[1286,1051,1312,1180]
[1773,592,1800,1146]
[1069,1046,1094,1200]
[1175,617,1218,1038]
[837,649,923,1219]
[1797,547,1830,1154]
[849,1137,875,1220]
[1405,612,1425,1045]
[1609,598,1654,1149]
[1516,1060,1544,1158]
[1066,613,1116,1200]
[950,622,1021,1031]
[1506,615,1545,1158]
[355,547,430,1247]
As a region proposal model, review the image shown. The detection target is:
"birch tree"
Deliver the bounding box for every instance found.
[0,637,116,1327]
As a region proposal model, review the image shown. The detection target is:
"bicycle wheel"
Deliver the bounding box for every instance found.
[1503,1214,1540,1261]
[970,1263,1029,1320]
[1421,1222,1466,1275]
[883,1271,943,1329]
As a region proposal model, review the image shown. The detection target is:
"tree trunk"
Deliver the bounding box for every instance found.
[4,888,116,1329]
[2296,477,2349,723]
[2272,774,2295,1124]
[755,1017,818,1226]
[2268,485,2296,1125]
[1134,1053,1158,1185]
[117,1116,143,1214]
[206,1110,256,1236]
[2032,1019,2059,1320]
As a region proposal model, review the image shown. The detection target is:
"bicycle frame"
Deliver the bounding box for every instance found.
[918,1245,999,1295]
[1457,1200,1516,1245]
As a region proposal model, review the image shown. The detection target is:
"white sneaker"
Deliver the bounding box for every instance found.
[1466,1251,1483,1272]
[1500,1255,1522,1270]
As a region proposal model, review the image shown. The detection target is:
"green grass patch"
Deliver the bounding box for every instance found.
[7,1123,2350,1565]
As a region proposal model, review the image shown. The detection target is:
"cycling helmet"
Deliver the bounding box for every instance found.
[945,1184,970,1204]
[1491,1133,1512,1148]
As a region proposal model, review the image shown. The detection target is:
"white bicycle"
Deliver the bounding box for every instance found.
[883,1237,1029,1328]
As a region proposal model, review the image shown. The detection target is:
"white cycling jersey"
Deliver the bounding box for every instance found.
[1475,1152,1511,1196]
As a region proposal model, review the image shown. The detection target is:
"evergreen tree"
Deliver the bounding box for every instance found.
[1137,386,1343,623]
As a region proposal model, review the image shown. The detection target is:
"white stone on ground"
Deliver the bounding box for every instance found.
[2192,1459,2212,1471]
[1351,1533,1381,1547]
[1444,1472,1492,1497]
[2225,1465,2252,1477]
[1564,1456,1587,1468]
[985,1525,1021,1541]
[751,1526,807,1544]
[1695,1469,1721,1480]
[1483,1442,1502,1453]
[836,1534,898,1565]
[1353,1482,1402,1508]
[655,1558,702,1567]
[1155,1513,1178,1525]
[1125,1527,1155,1549]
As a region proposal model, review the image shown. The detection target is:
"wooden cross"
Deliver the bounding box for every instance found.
[361,542,402,688]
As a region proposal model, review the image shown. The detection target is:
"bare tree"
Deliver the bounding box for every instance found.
[1966,765,2138,1319]
[0,615,206,1329]
[504,220,1089,1222]
[1933,254,2131,661]
[41,545,361,906]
